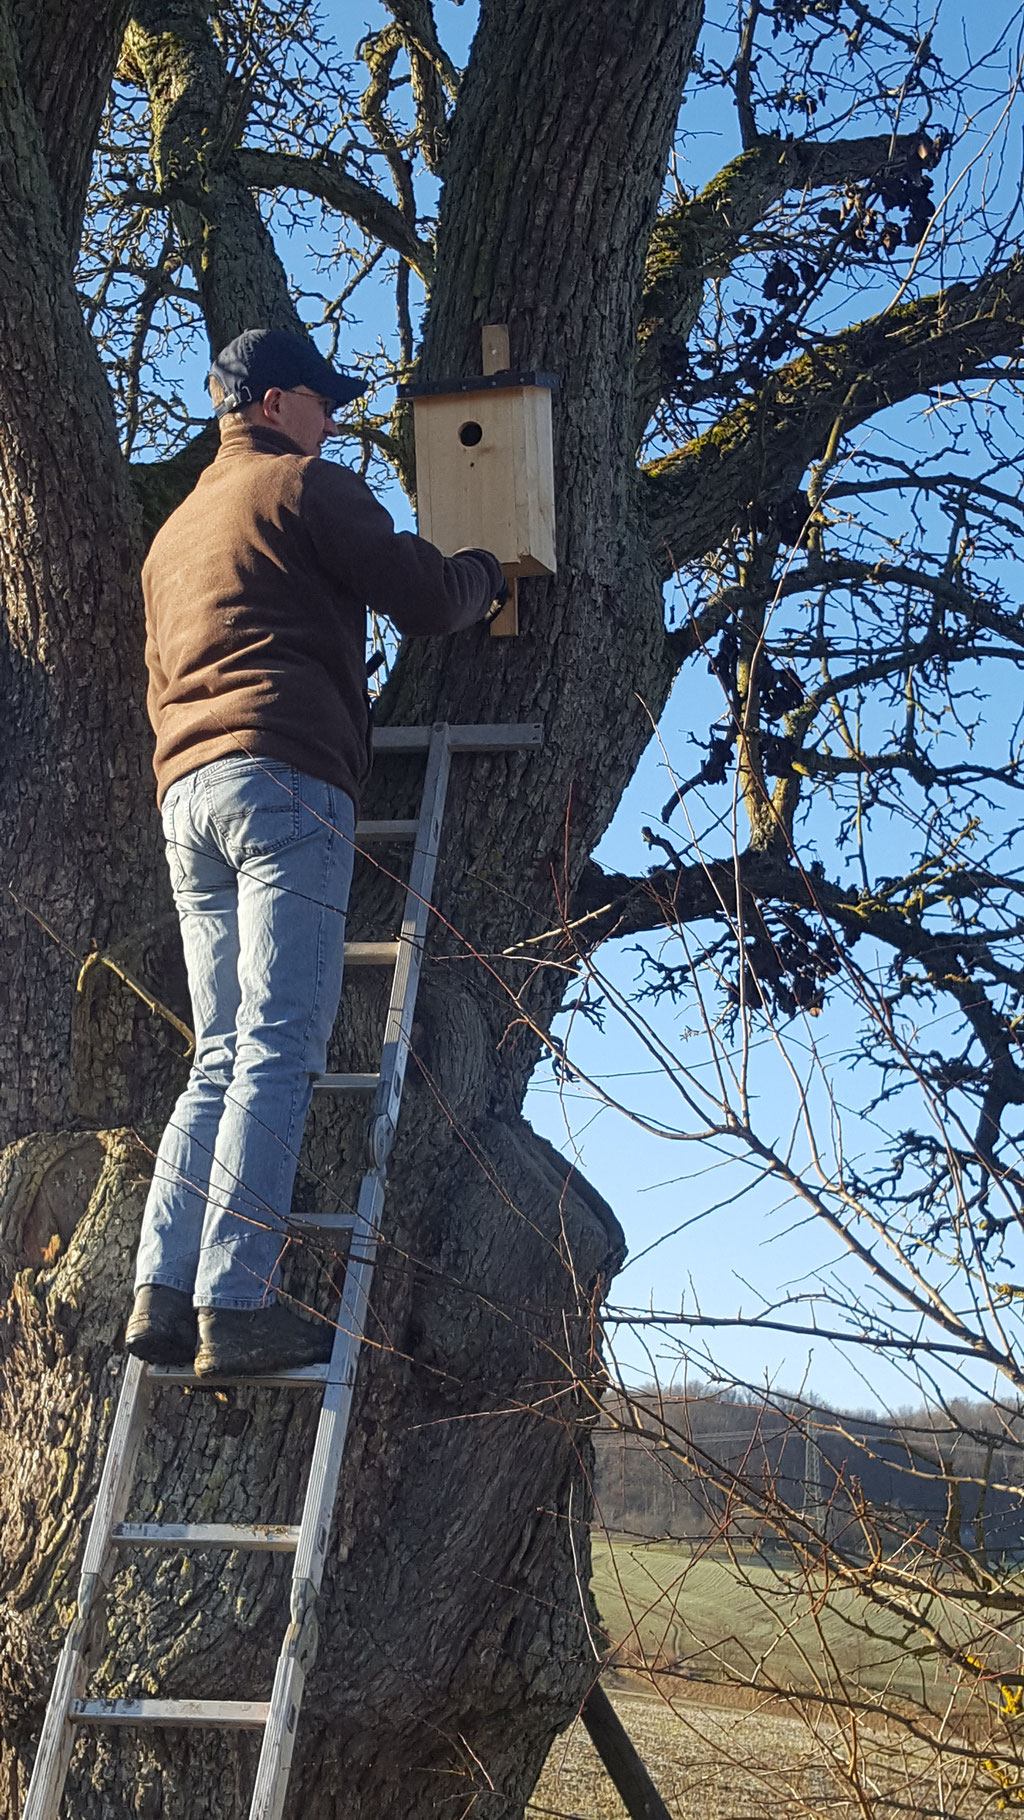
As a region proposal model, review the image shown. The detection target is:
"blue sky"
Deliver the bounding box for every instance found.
[345,0,1024,1415]
[123,1,1024,1414]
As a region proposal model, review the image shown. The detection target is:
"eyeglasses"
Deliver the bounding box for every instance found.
[290,387,337,419]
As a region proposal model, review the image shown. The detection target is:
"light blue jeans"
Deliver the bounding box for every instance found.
[135,756,355,1309]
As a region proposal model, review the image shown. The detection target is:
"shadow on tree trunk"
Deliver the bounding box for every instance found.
[0,1105,623,1817]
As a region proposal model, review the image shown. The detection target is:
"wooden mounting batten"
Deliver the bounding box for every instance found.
[484,326,518,638]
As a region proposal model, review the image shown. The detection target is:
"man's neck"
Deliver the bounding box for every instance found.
[217,418,308,459]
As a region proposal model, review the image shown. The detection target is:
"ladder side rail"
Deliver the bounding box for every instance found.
[287,722,451,1601]
[23,1355,153,1820]
[247,1172,387,1820]
[294,1166,388,1589]
[78,1356,155,1578]
[373,723,453,1149]
[249,728,454,1819]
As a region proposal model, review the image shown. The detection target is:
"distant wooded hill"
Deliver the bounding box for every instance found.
[593,1393,1024,1560]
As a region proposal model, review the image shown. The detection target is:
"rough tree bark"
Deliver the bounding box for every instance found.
[0,0,166,1143]
[4,0,1021,1814]
[0,0,692,1814]
[122,0,306,348]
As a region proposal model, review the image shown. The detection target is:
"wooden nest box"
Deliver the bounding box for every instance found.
[398,325,558,635]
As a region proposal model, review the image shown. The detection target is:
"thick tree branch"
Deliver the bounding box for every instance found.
[382,0,457,174]
[236,147,434,284]
[129,419,217,541]
[636,130,923,425]
[572,852,1024,964]
[384,0,457,87]
[665,554,1024,670]
[126,0,303,348]
[11,0,131,254]
[792,748,1024,792]
[644,255,1024,576]
[572,853,1024,1150]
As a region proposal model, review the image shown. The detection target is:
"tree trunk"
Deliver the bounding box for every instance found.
[0,0,704,1812]
[0,1108,623,1817]
[0,0,177,1144]
[124,0,307,349]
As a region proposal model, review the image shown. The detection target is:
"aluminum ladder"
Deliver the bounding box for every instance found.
[23,720,542,1820]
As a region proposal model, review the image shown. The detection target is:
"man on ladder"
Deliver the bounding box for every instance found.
[126,326,506,1381]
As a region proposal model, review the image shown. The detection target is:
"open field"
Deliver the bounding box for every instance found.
[590,1536,1009,1712]
[528,1680,996,1820]
[525,1540,1024,1818]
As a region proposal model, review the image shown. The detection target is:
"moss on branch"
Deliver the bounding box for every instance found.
[236,149,435,284]
[643,255,1024,576]
[129,420,218,543]
[636,131,925,424]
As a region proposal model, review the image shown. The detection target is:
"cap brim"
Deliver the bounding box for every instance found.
[330,375,367,406]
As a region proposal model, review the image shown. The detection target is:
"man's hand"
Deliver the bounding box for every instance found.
[485,571,510,622]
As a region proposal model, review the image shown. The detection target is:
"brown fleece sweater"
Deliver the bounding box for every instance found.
[143,420,504,808]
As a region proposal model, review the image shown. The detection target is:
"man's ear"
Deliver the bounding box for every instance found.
[259,387,285,424]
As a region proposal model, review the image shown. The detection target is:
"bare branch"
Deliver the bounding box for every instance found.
[382,0,458,173]
[733,0,761,151]
[665,553,1024,670]
[644,254,1024,575]
[236,147,434,284]
[571,851,1024,1002]
[637,129,926,423]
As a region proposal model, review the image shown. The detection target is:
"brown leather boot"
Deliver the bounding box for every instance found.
[194,1303,333,1376]
[125,1285,198,1365]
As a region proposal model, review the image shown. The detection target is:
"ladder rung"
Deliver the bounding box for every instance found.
[372,723,542,752]
[148,1362,330,1389]
[355,819,419,841]
[24,718,545,1820]
[111,1523,299,1552]
[71,1698,269,1730]
[288,1213,357,1232]
[312,1072,380,1092]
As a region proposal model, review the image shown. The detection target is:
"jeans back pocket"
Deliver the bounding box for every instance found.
[203,759,302,863]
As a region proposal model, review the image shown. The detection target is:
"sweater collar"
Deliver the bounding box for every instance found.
[215,419,308,460]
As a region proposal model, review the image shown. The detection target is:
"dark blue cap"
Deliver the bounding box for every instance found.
[209,328,366,417]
